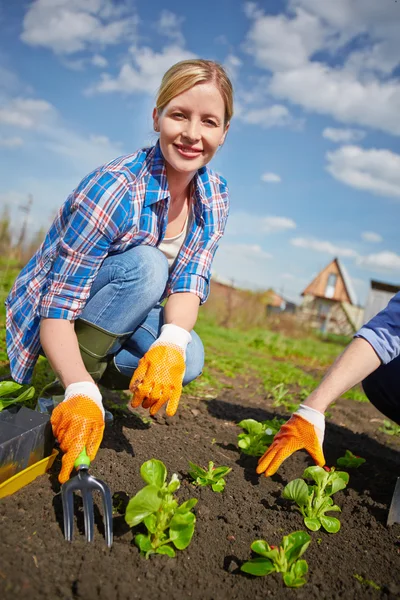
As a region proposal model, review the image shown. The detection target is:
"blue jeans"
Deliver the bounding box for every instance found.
[362,356,400,425]
[79,245,204,386]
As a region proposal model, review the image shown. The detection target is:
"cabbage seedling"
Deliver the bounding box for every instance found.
[125,459,197,558]
[237,417,285,456]
[0,380,35,411]
[188,460,232,492]
[336,450,365,469]
[282,466,349,533]
[241,530,310,588]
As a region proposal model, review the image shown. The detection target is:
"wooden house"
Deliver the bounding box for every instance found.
[363,280,400,323]
[265,289,297,315]
[298,258,364,335]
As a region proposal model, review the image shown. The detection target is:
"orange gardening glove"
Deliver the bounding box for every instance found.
[129,324,191,417]
[51,382,105,484]
[256,405,326,477]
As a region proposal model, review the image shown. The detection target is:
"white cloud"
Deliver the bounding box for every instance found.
[361,231,382,244]
[238,104,301,128]
[244,2,400,135]
[263,216,296,233]
[261,172,281,183]
[0,98,54,129]
[291,237,358,258]
[0,135,23,148]
[224,54,242,81]
[87,45,196,95]
[322,127,365,143]
[212,241,273,289]
[326,145,400,199]
[224,212,296,236]
[21,0,137,55]
[156,10,185,45]
[357,251,400,272]
[91,54,108,68]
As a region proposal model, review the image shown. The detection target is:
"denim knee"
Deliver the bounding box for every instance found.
[118,246,168,291]
[183,330,205,386]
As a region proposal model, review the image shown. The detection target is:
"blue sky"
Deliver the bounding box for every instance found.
[1,0,400,305]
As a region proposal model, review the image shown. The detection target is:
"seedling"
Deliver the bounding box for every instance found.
[379,419,400,437]
[188,460,232,492]
[270,383,298,412]
[336,450,366,469]
[282,466,349,533]
[237,417,285,456]
[241,530,310,588]
[0,381,35,411]
[354,574,381,591]
[125,459,197,558]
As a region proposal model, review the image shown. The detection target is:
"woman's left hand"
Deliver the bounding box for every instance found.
[128,324,191,416]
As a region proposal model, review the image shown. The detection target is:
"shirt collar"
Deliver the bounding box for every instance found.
[144,140,212,211]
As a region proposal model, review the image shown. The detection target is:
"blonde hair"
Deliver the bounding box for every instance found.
[156,59,234,126]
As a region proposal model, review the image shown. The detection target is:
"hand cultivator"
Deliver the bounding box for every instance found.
[61,448,113,547]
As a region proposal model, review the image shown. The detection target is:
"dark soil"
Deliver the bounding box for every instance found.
[1,378,400,600]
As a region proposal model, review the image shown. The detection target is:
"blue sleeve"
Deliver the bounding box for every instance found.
[355,292,400,364]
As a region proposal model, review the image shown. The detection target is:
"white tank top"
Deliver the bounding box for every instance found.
[158,214,190,270]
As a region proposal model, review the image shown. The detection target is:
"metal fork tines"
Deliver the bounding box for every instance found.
[61,466,113,548]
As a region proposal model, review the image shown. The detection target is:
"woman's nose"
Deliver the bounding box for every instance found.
[182,119,201,142]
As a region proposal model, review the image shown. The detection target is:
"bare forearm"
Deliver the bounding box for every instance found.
[303,337,381,413]
[164,292,200,332]
[40,318,93,388]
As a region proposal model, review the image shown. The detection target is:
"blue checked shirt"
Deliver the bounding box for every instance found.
[6,142,229,383]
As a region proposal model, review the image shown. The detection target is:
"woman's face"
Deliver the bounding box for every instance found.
[153,82,229,178]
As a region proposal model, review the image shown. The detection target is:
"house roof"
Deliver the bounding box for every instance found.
[370,279,400,294]
[337,259,358,306]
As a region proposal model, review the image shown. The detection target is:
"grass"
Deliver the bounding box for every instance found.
[0,260,366,409]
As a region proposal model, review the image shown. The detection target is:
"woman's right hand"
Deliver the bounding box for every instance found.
[256,405,326,477]
[51,382,105,483]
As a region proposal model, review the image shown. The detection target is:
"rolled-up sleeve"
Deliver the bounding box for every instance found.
[39,170,131,320]
[355,292,400,364]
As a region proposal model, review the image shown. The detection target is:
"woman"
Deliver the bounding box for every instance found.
[6,59,233,483]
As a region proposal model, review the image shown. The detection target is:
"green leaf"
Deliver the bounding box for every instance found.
[282,478,309,507]
[282,531,311,565]
[156,545,176,557]
[0,385,35,411]
[125,485,161,527]
[304,517,321,531]
[238,419,264,435]
[240,557,275,577]
[320,515,341,533]
[328,504,341,513]
[176,498,198,514]
[188,461,207,478]
[169,512,196,550]
[329,475,348,495]
[167,473,180,493]
[143,513,157,533]
[211,466,232,479]
[134,534,153,554]
[211,479,225,493]
[303,466,328,486]
[140,459,167,488]
[0,381,23,398]
[250,540,273,557]
[283,560,308,588]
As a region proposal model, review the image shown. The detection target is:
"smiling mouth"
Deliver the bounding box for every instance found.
[174,144,203,157]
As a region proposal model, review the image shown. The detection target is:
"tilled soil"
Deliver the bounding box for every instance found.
[1,379,400,600]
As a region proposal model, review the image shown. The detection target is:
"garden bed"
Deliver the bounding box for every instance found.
[0,379,400,600]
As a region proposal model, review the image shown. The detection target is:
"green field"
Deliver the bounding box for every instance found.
[0,260,366,409]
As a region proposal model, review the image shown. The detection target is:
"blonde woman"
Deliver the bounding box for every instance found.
[6,59,233,483]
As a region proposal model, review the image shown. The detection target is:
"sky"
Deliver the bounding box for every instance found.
[1,0,400,306]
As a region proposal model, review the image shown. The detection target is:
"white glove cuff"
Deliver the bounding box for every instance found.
[64,381,104,417]
[155,324,192,354]
[296,404,325,443]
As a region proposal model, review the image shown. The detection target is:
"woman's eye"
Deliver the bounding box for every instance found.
[172,112,185,119]
[204,119,218,127]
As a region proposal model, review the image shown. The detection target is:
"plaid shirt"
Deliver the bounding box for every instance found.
[6,142,229,383]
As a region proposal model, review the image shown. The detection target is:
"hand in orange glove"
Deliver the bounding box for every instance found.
[51,382,105,484]
[129,324,192,417]
[257,404,326,477]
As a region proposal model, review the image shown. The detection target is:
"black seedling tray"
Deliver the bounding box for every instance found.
[0,406,54,484]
